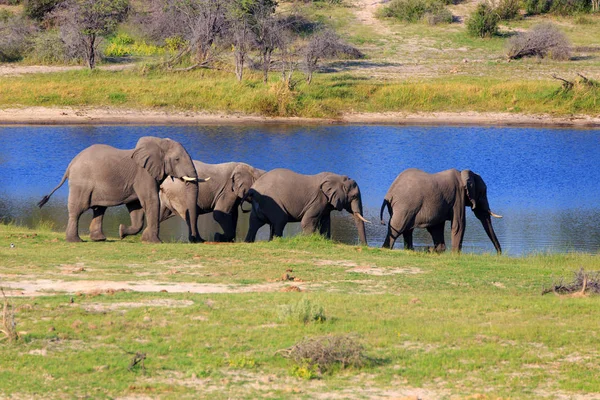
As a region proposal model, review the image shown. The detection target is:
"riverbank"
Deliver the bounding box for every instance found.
[2,106,600,127]
[1,223,600,398]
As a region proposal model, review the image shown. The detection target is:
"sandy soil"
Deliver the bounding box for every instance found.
[1,279,309,297]
[0,64,135,77]
[352,0,392,34]
[1,106,600,127]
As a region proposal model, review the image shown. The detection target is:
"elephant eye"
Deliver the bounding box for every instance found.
[175,157,180,162]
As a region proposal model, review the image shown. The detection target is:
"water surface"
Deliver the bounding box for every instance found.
[1,125,599,255]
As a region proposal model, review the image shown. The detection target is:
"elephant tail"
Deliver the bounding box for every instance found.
[379,199,391,225]
[239,189,254,213]
[38,169,69,208]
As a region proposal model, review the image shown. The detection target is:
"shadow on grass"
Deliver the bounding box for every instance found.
[321,60,404,73]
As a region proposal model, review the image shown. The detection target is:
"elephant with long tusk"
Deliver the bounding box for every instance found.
[243,169,368,245]
[38,137,202,243]
[380,168,502,254]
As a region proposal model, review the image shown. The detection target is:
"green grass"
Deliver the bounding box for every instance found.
[0,67,598,117]
[1,223,600,398]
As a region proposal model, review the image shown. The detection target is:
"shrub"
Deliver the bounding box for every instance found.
[424,6,453,24]
[278,298,326,324]
[525,0,591,14]
[279,335,367,375]
[379,0,452,23]
[26,29,69,63]
[495,0,521,19]
[466,2,500,38]
[506,23,571,60]
[0,16,36,61]
[23,0,62,20]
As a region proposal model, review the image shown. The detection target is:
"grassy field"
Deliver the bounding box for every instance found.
[0,68,598,118]
[1,223,600,398]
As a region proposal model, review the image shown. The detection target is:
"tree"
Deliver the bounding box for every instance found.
[54,0,129,69]
[228,3,251,81]
[303,29,362,84]
[246,0,279,83]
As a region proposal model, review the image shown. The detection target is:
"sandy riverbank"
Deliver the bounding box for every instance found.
[1,107,600,127]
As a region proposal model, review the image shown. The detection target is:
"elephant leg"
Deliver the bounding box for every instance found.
[402,229,414,250]
[300,208,321,235]
[213,209,237,242]
[89,206,107,242]
[271,221,287,239]
[119,201,144,239]
[245,211,265,243]
[137,193,161,243]
[383,213,410,250]
[319,213,331,239]
[427,223,446,253]
[65,187,89,242]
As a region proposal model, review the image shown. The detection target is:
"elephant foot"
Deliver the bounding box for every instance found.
[90,232,106,242]
[66,235,83,243]
[189,235,205,243]
[141,230,162,244]
[434,244,446,253]
[214,233,234,243]
[119,224,126,240]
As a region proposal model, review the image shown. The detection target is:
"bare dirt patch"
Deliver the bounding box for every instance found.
[0,63,135,77]
[0,279,308,297]
[82,299,194,312]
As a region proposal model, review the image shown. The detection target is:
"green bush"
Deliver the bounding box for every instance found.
[424,6,453,24]
[379,0,453,23]
[26,29,68,63]
[23,0,61,20]
[525,0,591,14]
[495,0,521,19]
[278,298,327,324]
[467,3,500,37]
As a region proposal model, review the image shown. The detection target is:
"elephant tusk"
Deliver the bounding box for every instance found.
[354,212,371,224]
[181,176,197,182]
[490,211,503,219]
[197,177,210,182]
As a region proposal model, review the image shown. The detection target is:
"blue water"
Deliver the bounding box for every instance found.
[1,124,599,255]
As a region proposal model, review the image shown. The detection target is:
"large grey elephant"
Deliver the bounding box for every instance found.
[38,137,202,243]
[120,161,264,242]
[244,169,369,244]
[380,168,502,253]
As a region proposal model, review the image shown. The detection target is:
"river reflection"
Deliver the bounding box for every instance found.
[0,125,599,255]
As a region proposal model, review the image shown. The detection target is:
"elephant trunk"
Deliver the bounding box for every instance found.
[349,198,368,246]
[479,215,502,254]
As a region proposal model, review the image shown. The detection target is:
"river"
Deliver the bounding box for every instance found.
[1,124,599,255]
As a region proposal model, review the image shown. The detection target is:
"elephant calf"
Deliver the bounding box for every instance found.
[38,137,201,243]
[244,168,369,245]
[380,168,502,253]
[120,161,264,242]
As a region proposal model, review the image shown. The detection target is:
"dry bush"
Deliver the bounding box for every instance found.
[278,334,367,374]
[0,16,37,61]
[506,23,571,60]
[303,28,363,84]
[1,288,19,343]
[542,268,600,295]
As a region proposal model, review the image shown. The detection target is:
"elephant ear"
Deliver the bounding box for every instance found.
[132,137,166,181]
[461,169,477,209]
[230,164,254,199]
[321,175,347,211]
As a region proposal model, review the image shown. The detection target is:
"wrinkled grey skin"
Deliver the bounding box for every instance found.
[120,161,264,242]
[380,168,502,253]
[38,137,199,243]
[244,168,368,245]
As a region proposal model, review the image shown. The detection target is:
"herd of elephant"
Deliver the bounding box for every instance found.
[38,136,503,253]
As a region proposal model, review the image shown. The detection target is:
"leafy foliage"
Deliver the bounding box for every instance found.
[53,0,129,68]
[278,298,327,324]
[494,0,521,20]
[23,0,62,21]
[466,2,500,38]
[525,0,592,15]
[379,0,452,23]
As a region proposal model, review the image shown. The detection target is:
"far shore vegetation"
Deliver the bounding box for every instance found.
[1,0,599,118]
